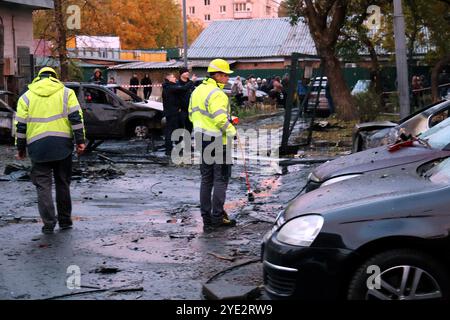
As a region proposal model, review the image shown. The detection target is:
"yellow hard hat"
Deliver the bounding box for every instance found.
[38,67,58,78]
[207,59,234,74]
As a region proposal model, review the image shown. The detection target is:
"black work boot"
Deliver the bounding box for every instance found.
[42,224,55,235]
[59,222,73,231]
[212,217,237,230]
[222,211,236,227]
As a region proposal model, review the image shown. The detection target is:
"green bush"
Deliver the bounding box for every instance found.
[354,90,382,122]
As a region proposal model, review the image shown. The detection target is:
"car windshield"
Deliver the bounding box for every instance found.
[419,116,450,149]
[421,157,450,185]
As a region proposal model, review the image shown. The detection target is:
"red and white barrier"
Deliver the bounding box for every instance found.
[120,84,163,88]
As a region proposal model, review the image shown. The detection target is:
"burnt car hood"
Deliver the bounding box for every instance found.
[313,145,450,182]
[354,120,397,131]
[133,101,163,112]
[285,162,448,221]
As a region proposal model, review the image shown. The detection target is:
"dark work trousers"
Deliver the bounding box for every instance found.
[200,137,232,226]
[144,88,152,100]
[165,112,184,154]
[30,155,73,228]
[181,111,193,135]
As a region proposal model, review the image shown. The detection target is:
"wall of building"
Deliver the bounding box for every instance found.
[180,0,278,25]
[120,51,167,63]
[0,5,34,74]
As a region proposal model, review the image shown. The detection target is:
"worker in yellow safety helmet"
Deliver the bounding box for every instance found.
[188,59,237,232]
[15,67,86,234]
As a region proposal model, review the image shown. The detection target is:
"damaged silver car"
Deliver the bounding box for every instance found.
[306,115,450,192]
[0,91,18,142]
[352,98,450,153]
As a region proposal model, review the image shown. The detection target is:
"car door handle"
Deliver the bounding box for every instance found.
[102,107,117,111]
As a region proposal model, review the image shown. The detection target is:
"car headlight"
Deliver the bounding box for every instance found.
[308,172,320,183]
[276,215,324,247]
[321,174,361,187]
[263,225,278,243]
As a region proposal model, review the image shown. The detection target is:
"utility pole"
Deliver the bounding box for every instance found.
[182,0,188,68]
[393,0,410,118]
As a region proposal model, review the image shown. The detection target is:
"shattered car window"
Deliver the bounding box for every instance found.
[429,109,449,128]
[419,116,450,150]
[421,157,450,185]
[84,88,110,105]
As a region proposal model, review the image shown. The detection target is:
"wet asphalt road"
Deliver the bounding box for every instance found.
[0,116,317,300]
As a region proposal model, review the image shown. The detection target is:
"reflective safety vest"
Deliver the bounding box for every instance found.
[189,78,236,145]
[15,77,84,145]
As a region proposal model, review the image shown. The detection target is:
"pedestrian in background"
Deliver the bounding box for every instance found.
[130,73,140,95]
[90,68,105,85]
[260,79,269,93]
[108,76,117,93]
[246,76,258,106]
[141,73,153,100]
[411,75,421,109]
[231,76,244,106]
[269,79,286,108]
[15,67,86,234]
[298,78,308,107]
[162,73,195,156]
[177,67,197,134]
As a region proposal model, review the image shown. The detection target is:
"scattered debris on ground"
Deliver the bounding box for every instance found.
[93,266,121,274]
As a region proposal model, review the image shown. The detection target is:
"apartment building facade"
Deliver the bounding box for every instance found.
[0,0,54,92]
[179,0,279,25]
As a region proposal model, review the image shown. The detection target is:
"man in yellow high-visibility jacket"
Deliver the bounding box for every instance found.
[15,67,86,234]
[189,59,237,232]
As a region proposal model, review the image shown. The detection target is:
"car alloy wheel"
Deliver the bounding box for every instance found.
[348,249,449,301]
[366,265,442,300]
[134,125,149,139]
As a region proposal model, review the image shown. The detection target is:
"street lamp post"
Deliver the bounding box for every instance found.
[182,0,188,68]
[393,0,410,118]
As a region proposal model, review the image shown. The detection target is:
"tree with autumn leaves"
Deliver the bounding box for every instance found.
[283,0,449,120]
[33,0,204,81]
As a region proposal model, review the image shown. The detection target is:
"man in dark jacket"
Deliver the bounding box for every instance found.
[141,73,152,100]
[177,67,197,134]
[162,73,195,156]
[130,74,140,95]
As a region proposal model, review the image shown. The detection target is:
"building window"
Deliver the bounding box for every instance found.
[235,3,247,12]
[205,14,211,21]
[220,5,226,13]
[204,0,210,5]
[189,6,195,14]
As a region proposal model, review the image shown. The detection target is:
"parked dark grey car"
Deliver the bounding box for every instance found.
[352,98,450,152]
[263,144,450,300]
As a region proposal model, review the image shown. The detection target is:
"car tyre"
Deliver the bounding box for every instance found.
[347,249,449,300]
[128,120,151,139]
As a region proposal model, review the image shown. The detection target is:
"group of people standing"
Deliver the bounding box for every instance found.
[162,67,197,156]
[129,73,153,100]
[230,75,289,108]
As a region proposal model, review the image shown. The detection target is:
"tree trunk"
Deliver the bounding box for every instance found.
[54,0,69,81]
[321,50,357,121]
[431,53,450,102]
